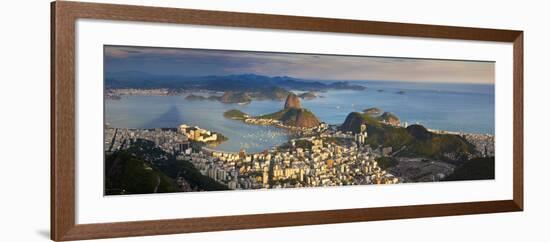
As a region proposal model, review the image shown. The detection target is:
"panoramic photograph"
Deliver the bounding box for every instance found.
[104,45,495,195]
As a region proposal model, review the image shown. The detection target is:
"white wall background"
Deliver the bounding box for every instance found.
[0,0,548,241]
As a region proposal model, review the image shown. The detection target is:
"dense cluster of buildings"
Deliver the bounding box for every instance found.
[354,124,368,145]
[176,126,399,190]
[105,119,493,191]
[105,88,224,100]
[429,129,495,157]
[462,133,495,157]
[105,127,191,155]
[105,122,223,155]
[105,88,172,99]
[244,117,280,126]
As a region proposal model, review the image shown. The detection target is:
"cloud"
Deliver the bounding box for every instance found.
[104,45,494,84]
[104,48,132,58]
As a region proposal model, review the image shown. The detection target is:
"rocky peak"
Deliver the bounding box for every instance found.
[284,93,302,109]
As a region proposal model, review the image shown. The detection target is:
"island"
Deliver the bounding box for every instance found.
[298,91,318,100]
[223,109,249,120]
[183,88,289,104]
[184,94,220,101]
[219,91,252,104]
[223,93,323,131]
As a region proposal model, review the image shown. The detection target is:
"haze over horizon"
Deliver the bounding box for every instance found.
[105,45,495,84]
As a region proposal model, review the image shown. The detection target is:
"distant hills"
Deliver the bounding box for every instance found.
[105,71,366,92]
[219,91,252,103]
[298,91,318,100]
[184,87,290,103]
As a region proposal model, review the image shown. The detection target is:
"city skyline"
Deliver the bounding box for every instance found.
[105,45,495,84]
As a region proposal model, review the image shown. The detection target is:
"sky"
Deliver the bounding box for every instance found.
[105,45,495,84]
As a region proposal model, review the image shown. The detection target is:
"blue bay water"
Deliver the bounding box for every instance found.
[105,81,494,153]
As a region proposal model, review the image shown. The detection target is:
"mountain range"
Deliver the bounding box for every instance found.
[105,71,366,91]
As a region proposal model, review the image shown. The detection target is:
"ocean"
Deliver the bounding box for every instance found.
[105,81,494,153]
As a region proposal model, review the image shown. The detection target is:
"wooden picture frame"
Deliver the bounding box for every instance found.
[51,1,523,241]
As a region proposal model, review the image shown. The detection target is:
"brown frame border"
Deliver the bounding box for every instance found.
[51,1,523,241]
